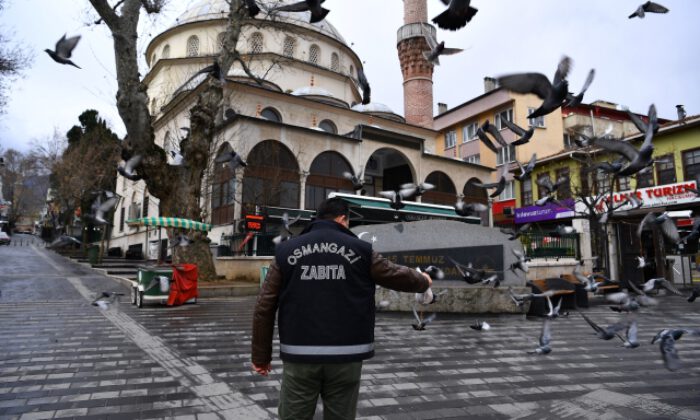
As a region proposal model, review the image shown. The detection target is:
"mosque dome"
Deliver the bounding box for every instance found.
[291,86,349,108]
[172,0,347,46]
[352,103,405,123]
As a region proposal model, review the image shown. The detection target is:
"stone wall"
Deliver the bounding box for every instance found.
[526,258,580,281]
[214,256,273,283]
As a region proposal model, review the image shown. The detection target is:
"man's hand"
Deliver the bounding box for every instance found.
[253,362,272,376]
[421,272,432,288]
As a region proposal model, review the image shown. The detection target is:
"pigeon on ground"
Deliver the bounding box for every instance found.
[215,149,247,170]
[501,118,535,147]
[500,223,531,240]
[400,182,434,200]
[357,67,371,105]
[432,0,478,31]
[118,154,143,181]
[454,199,487,217]
[421,26,463,65]
[529,318,552,355]
[637,211,680,245]
[498,56,572,120]
[343,167,366,195]
[470,320,490,331]
[688,288,700,303]
[272,212,301,245]
[91,291,124,310]
[629,1,670,19]
[273,0,329,23]
[45,34,81,69]
[244,0,261,17]
[564,69,596,108]
[411,306,436,331]
[514,153,537,181]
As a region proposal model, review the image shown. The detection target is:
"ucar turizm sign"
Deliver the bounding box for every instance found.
[590,181,699,212]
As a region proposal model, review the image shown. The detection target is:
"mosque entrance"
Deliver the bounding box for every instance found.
[364,148,414,196]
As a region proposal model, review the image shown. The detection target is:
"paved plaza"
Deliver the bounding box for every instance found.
[1,243,699,419]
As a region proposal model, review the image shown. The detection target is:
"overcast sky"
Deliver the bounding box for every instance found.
[1,0,699,152]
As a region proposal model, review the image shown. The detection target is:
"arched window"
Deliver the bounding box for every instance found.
[217,33,226,51]
[349,65,355,78]
[161,44,170,59]
[261,107,282,122]
[422,171,456,205]
[308,44,320,64]
[151,53,157,66]
[283,36,296,58]
[242,141,300,214]
[463,178,488,205]
[151,98,158,115]
[249,32,263,54]
[186,35,200,57]
[305,152,353,210]
[211,144,237,225]
[142,191,150,218]
[330,52,339,71]
[318,119,337,134]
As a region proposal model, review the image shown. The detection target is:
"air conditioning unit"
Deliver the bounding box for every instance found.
[503,207,514,216]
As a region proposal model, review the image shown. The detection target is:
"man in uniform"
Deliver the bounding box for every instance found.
[252,197,431,419]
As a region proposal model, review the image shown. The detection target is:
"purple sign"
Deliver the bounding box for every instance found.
[515,198,575,224]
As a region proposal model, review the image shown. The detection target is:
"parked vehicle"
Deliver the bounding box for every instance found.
[0,231,11,245]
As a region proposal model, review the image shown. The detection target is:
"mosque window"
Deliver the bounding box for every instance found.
[186,35,200,57]
[249,32,263,54]
[151,53,157,66]
[162,44,170,59]
[330,53,339,71]
[151,98,158,115]
[318,120,337,134]
[261,107,282,122]
[309,44,320,64]
[283,36,296,58]
[349,65,355,78]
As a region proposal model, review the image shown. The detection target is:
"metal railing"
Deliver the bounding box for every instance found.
[519,232,580,260]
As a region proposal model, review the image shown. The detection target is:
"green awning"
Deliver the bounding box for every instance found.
[127,217,212,232]
[330,192,480,223]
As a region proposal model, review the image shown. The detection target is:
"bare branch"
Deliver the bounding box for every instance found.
[140,0,164,14]
[88,0,120,29]
[93,0,126,25]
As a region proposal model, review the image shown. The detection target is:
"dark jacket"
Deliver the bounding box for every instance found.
[252,220,429,365]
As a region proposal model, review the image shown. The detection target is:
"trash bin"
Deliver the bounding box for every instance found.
[87,245,100,266]
[134,266,173,308]
[260,265,270,287]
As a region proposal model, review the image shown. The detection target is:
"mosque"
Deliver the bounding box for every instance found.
[108,0,492,260]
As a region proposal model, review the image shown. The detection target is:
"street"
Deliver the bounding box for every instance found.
[1,244,700,419]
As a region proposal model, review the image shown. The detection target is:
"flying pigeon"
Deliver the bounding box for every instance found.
[273,212,301,245]
[580,313,628,340]
[399,182,434,200]
[500,223,531,240]
[48,234,82,249]
[500,118,535,147]
[498,56,572,119]
[411,306,436,331]
[514,153,537,181]
[651,328,700,371]
[476,124,500,154]
[529,318,552,355]
[509,248,529,275]
[508,288,556,308]
[244,0,261,17]
[45,34,81,69]
[472,165,507,198]
[432,0,478,31]
[641,277,682,296]
[421,26,463,65]
[564,69,596,108]
[553,225,576,236]
[637,211,680,245]
[118,154,143,181]
[454,199,487,217]
[447,256,495,285]
[169,234,193,249]
[593,117,656,177]
[87,194,119,225]
[343,167,366,195]
[629,1,669,19]
[687,288,700,303]
[537,174,567,196]
[479,120,508,148]
[357,67,371,105]
[379,190,409,212]
[214,149,247,170]
[273,0,329,23]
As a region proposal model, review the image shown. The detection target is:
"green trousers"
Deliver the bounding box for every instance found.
[278,361,363,420]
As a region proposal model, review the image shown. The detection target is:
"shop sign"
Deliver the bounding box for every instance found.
[593,181,698,212]
[515,198,576,224]
[244,214,265,232]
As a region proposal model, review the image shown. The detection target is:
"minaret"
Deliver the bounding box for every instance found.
[397,0,435,128]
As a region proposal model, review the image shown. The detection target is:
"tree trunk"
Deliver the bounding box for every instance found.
[88,0,246,281]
